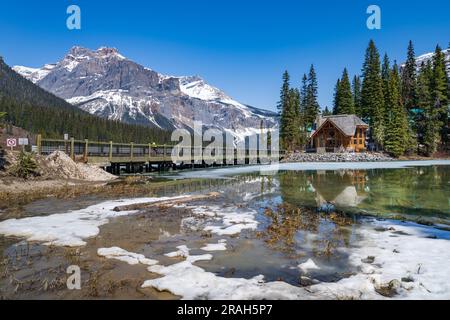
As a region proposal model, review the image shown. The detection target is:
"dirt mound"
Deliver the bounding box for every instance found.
[42,151,116,181]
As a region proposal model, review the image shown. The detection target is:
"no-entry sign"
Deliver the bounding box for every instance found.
[6,138,17,148]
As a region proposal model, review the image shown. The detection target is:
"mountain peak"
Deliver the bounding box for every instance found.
[12,45,277,136]
[96,47,126,59]
[66,46,126,61]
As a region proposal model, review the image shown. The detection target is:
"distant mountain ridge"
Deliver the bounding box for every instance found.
[0,57,171,143]
[14,46,278,140]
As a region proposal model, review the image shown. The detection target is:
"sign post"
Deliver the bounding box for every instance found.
[18,138,29,152]
[6,138,17,151]
[64,134,69,154]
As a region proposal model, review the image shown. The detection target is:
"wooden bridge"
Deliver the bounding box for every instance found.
[36,135,284,175]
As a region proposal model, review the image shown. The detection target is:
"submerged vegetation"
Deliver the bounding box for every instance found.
[257,203,353,259]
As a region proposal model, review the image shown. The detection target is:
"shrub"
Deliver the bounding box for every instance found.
[11,151,38,179]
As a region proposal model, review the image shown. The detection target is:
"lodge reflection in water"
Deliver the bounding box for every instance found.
[278,169,369,211]
[310,170,368,208]
[276,166,450,219]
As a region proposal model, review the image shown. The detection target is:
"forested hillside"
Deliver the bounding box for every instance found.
[0,57,171,143]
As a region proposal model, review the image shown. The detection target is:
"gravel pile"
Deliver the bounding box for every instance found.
[284,152,394,163]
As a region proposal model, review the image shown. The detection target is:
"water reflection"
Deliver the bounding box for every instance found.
[276,166,450,220]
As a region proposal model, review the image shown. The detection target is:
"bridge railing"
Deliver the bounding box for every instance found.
[36,135,284,163]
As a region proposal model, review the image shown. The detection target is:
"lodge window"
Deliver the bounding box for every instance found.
[359,139,363,144]
[354,139,357,144]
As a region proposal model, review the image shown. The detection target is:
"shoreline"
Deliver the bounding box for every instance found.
[2,158,450,206]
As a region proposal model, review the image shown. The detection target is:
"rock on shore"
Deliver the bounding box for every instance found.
[284,152,394,163]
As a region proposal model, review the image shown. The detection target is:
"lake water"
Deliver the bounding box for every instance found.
[1,161,450,299]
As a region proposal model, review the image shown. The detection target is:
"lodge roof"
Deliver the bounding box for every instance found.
[312,114,368,138]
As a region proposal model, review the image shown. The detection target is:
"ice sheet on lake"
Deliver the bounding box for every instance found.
[0,195,189,247]
[171,160,450,179]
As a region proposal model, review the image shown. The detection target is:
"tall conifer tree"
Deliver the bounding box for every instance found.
[401,40,418,111]
[417,61,439,155]
[361,40,385,147]
[336,68,354,114]
[384,63,409,157]
[431,45,449,146]
[304,65,320,129]
[352,75,362,117]
[332,79,340,115]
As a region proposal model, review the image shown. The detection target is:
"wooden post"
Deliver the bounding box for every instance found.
[148,143,152,160]
[70,138,75,160]
[36,134,42,155]
[130,142,134,162]
[84,139,89,162]
[109,141,113,161]
[163,144,166,161]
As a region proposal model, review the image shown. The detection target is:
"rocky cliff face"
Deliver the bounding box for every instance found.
[14,47,277,139]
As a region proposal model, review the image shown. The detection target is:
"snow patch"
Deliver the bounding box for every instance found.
[143,218,450,300]
[201,239,227,251]
[97,247,158,265]
[164,245,190,258]
[143,261,309,300]
[188,205,259,236]
[0,195,191,247]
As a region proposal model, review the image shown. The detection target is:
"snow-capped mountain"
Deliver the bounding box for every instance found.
[13,46,277,139]
[413,48,450,75]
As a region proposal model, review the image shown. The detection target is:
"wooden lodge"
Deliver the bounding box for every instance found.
[309,115,368,153]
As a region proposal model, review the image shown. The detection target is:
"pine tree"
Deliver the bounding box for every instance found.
[277,71,290,115]
[286,88,303,149]
[323,106,332,116]
[300,74,308,116]
[332,79,340,115]
[401,40,418,111]
[336,68,354,114]
[277,71,291,147]
[384,63,409,157]
[430,45,449,146]
[304,65,320,129]
[417,61,440,155]
[361,40,385,148]
[382,53,391,126]
[352,75,362,117]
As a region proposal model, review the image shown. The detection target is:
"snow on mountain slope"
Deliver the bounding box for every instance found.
[179,76,253,117]
[411,48,450,75]
[67,89,163,128]
[13,46,276,137]
[13,64,56,83]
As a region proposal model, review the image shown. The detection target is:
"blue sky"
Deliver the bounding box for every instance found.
[1,0,449,111]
